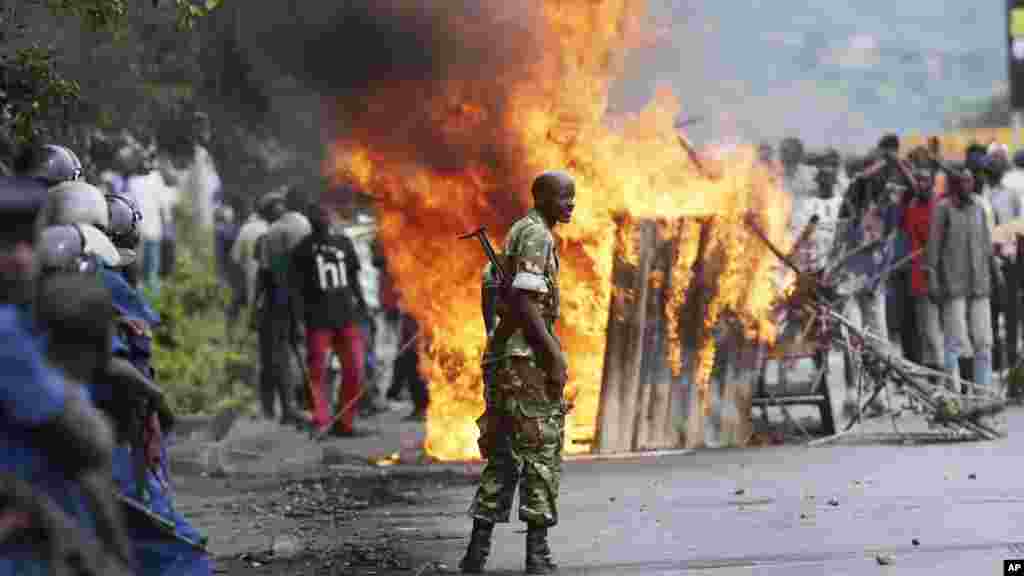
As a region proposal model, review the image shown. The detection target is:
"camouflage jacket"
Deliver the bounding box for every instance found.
[482,209,560,366]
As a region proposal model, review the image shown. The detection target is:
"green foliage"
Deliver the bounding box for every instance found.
[171,0,222,31]
[148,209,256,416]
[46,0,128,33]
[2,45,81,146]
[0,0,221,148]
[45,0,221,33]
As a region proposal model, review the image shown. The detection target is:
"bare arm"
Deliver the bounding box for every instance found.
[512,291,559,358]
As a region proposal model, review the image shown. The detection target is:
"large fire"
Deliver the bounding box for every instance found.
[323,0,792,460]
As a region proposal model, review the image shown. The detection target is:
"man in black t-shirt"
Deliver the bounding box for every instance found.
[289,202,370,436]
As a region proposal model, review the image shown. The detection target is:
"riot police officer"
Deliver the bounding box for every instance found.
[36,181,211,575]
[15,144,84,187]
[0,171,130,574]
[101,191,213,575]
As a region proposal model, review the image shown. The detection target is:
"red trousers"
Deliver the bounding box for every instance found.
[306,324,365,431]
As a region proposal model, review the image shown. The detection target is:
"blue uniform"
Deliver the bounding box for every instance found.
[0,305,97,574]
[99,268,212,576]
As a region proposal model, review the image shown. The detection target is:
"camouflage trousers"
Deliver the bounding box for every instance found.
[469,357,566,527]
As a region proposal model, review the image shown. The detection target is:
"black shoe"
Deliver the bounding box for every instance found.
[459,519,494,574]
[958,358,975,394]
[281,410,311,430]
[525,525,557,574]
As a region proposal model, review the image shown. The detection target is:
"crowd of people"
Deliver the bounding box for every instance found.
[764,133,1023,418]
[0,136,430,574]
[218,188,431,436]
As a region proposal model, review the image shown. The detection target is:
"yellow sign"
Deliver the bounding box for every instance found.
[1013,8,1024,38]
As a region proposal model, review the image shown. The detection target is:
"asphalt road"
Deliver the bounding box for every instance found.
[428,406,1024,575]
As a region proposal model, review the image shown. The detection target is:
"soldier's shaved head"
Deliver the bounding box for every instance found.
[531,171,574,203]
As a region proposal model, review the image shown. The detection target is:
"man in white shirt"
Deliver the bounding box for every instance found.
[231,202,270,317]
[985,145,1023,372]
[123,154,173,294]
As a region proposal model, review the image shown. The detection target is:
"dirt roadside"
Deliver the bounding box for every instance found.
[168,411,479,575]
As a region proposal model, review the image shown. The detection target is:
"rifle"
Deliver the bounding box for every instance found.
[458,226,506,281]
[458,227,509,336]
[458,227,574,417]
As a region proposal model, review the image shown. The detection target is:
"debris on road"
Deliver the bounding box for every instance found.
[875,553,894,565]
[968,473,977,480]
[204,468,480,575]
[911,538,920,546]
[827,497,839,507]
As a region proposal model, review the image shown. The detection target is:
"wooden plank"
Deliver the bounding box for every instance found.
[683,220,714,449]
[595,217,654,453]
[618,221,656,452]
[630,222,659,451]
[593,239,628,453]
[641,229,676,450]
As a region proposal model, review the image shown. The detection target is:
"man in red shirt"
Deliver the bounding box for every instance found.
[902,168,944,376]
[290,202,371,436]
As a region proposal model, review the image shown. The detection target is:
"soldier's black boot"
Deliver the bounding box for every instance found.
[959,358,974,394]
[460,519,494,574]
[525,524,558,574]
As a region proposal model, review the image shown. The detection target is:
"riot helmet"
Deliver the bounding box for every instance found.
[105,193,142,265]
[36,223,120,275]
[37,180,110,232]
[16,144,84,186]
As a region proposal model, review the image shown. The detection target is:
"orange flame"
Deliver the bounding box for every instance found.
[324,0,791,460]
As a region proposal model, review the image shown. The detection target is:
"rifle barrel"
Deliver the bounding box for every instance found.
[458,227,507,281]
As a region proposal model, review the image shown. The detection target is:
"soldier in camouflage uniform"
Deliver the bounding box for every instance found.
[460,171,576,575]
